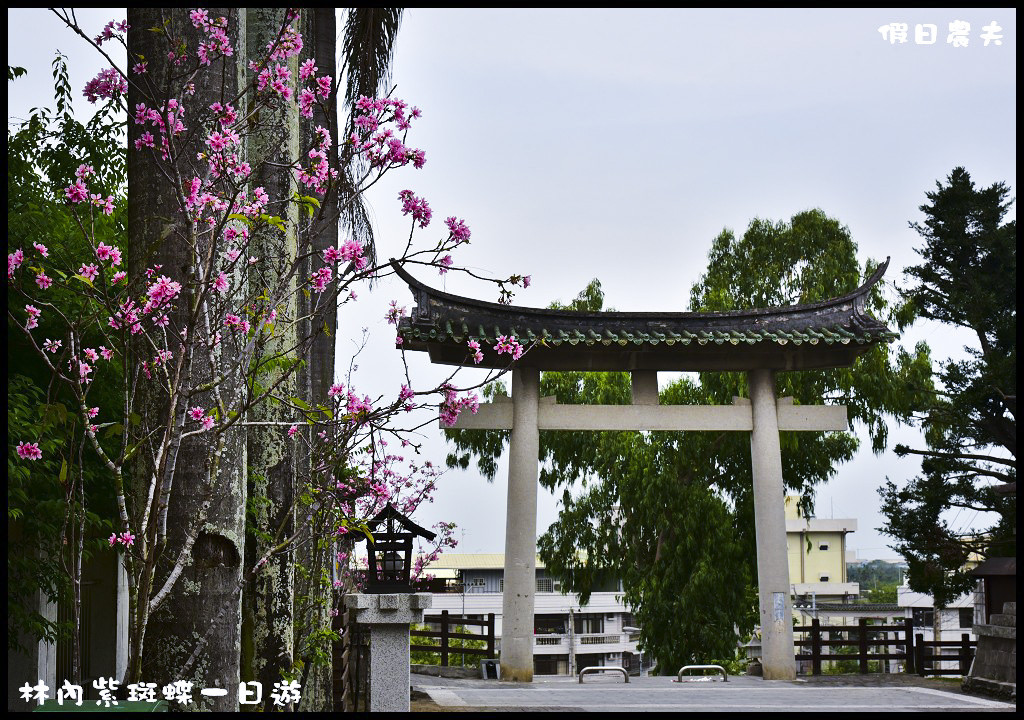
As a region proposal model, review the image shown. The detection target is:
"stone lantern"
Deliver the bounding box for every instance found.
[347,503,435,712]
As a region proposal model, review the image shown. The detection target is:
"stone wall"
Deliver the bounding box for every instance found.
[962,601,1015,701]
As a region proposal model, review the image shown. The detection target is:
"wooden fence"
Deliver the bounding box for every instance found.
[411,610,496,666]
[793,619,975,677]
[332,607,369,712]
[914,632,977,676]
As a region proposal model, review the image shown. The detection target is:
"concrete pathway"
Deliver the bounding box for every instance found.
[413,674,1016,712]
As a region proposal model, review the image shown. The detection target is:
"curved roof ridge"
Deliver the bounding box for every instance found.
[389,257,890,322]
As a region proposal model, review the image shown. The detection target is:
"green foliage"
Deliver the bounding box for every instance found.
[7,60,124,654]
[447,209,924,672]
[848,560,903,604]
[410,623,487,666]
[879,168,1016,608]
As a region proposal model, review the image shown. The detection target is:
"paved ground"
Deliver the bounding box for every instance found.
[412,673,1017,712]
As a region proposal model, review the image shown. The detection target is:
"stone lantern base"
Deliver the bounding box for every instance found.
[345,593,432,712]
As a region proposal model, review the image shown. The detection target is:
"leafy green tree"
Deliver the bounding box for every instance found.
[879,167,1016,608]
[7,57,125,679]
[448,210,930,672]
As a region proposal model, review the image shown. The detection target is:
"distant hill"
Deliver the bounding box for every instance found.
[846,559,905,586]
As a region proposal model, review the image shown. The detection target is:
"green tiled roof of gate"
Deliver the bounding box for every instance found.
[390,258,896,371]
[399,321,893,348]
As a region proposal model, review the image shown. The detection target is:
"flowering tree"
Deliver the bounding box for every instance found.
[9,8,529,709]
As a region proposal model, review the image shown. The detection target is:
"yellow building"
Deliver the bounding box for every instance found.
[784,496,859,602]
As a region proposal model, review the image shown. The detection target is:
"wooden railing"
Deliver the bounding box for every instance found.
[411,610,496,666]
[793,618,976,677]
[794,618,915,675]
[914,633,977,676]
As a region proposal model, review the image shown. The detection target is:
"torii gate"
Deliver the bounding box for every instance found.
[391,259,894,681]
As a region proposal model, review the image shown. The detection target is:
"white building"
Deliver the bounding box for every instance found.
[423,553,642,676]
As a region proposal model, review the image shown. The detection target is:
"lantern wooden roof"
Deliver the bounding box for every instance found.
[360,502,436,542]
[392,259,896,372]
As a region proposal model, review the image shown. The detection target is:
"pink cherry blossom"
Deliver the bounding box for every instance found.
[494,334,524,360]
[398,190,431,228]
[202,415,215,431]
[213,271,229,293]
[288,425,299,437]
[16,442,42,460]
[33,242,49,257]
[35,272,52,290]
[65,179,89,204]
[79,263,100,282]
[44,339,62,353]
[445,217,471,244]
[189,407,205,421]
[8,248,24,278]
[25,305,41,330]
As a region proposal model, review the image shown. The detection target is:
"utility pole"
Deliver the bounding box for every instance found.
[568,607,576,677]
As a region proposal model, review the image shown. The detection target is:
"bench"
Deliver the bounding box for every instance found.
[578,666,630,683]
[675,664,728,682]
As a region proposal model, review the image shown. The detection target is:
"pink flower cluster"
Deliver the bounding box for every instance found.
[386,300,406,326]
[323,239,365,269]
[203,121,247,180]
[132,99,187,160]
[267,23,303,62]
[445,216,471,245]
[192,12,233,66]
[25,305,40,331]
[494,334,524,360]
[83,67,127,104]
[256,63,294,100]
[16,442,42,460]
[467,339,483,364]
[296,126,337,193]
[223,313,251,334]
[94,19,128,46]
[398,190,431,228]
[108,531,136,548]
[439,385,480,426]
[188,406,216,431]
[350,96,426,170]
[8,248,24,278]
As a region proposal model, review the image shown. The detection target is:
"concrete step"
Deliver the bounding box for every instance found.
[989,612,1015,628]
[998,601,1015,616]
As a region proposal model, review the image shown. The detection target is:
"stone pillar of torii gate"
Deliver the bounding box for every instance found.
[448,367,848,682]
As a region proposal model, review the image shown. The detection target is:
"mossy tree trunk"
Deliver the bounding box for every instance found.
[127,8,247,711]
[242,7,301,710]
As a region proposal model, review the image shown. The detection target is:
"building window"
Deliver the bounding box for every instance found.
[819,575,830,582]
[534,615,567,635]
[470,577,485,587]
[574,614,604,635]
[536,577,553,593]
[958,608,974,629]
[818,543,830,551]
[912,608,934,627]
[498,578,503,592]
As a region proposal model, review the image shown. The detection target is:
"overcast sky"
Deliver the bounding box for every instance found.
[8,9,1017,561]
